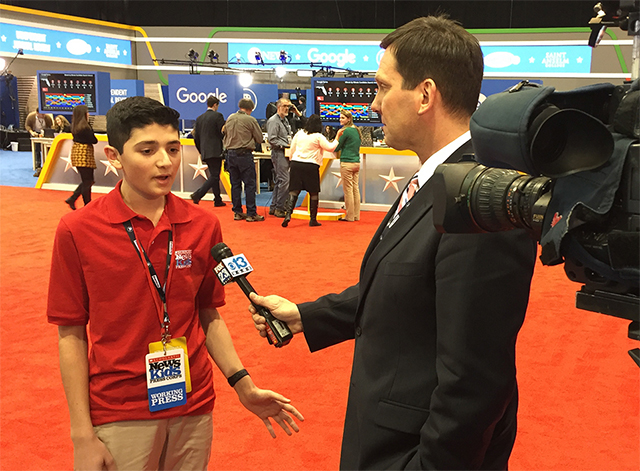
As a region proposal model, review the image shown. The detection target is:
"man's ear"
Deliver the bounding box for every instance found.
[104,145,123,169]
[417,79,437,115]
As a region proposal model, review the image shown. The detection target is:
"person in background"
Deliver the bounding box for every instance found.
[25,110,53,177]
[53,115,71,133]
[334,110,362,222]
[48,96,303,471]
[281,114,338,228]
[190,95,226,207]
[250,15,537,470]
[65,105,97,211]
[222,98,264,222]
[286,98,304,134]
[323,125,337,141]
[266,97,293,218]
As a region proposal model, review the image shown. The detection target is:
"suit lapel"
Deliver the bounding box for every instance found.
[357,140,475,308]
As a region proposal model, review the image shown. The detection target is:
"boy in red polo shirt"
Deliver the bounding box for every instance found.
[47,96,303,471]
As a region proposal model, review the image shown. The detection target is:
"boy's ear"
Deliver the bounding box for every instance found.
[104,145,123,169]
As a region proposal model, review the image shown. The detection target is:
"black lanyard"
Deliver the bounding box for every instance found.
[123,220,173,346]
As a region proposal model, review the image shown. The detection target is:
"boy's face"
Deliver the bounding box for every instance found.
[107,123,181,203]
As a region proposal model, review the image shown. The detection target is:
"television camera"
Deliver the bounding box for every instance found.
[432,1,639,365]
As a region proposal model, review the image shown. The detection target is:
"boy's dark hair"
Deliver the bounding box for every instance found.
[106,96,180,153]
[238,98,255,111]
[380,15,483,118]
[207,95,220,108]
[303,114,323,134]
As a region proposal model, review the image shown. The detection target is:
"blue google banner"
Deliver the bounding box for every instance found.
[482,45,592,74]
[227,43,384,72]
[0,22,132,66]
[228,42,592,75]
[167,75,278,120]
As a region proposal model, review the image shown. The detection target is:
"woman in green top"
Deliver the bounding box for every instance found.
[335,109,362,222]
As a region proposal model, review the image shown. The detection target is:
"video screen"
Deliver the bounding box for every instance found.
[312,78,379,126]
[39,72,97,112]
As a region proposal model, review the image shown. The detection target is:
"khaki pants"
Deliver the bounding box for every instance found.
[94,413,213,470]
[340,162,361,221]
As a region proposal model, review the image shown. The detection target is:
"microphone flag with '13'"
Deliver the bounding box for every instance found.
[210,242,293,347]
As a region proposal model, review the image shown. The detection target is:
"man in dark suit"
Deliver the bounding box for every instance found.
[250,15,537,470]
[191,95,226,206]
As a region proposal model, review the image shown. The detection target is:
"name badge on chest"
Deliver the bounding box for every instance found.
[145,349,187,412]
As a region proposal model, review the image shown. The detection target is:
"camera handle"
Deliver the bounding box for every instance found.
[576,286,640,366]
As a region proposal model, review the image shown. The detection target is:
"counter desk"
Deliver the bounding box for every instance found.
[37,135,420,217]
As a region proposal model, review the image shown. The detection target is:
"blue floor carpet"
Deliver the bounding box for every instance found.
[0,150,38,187]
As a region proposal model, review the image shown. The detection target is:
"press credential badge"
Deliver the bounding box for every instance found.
[145,349,187,412]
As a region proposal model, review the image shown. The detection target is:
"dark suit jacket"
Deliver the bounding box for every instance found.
[194,109,225,160]
[299,140,537,470]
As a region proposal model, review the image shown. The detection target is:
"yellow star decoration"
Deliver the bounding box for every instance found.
[60,155,78,174]
[100,160,119,177]
[189,157,208,180]
[379,167,404,193]
[332,171,343,188]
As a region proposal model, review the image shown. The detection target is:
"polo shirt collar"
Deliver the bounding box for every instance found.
[106,180,192,225]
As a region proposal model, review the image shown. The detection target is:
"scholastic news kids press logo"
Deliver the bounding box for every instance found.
[175,250,192,269]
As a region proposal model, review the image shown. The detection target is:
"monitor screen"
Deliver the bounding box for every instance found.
[312,78,379,126]
[39,72,98,112]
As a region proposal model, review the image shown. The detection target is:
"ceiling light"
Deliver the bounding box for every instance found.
[238,72,253,87]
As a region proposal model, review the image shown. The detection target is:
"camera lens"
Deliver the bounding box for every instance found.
[466,167,551,237]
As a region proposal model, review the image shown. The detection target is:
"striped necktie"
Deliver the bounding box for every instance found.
[395,174,420,216]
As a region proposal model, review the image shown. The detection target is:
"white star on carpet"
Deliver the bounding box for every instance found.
[56,41,61,48]
[379,167,404,193]
[60,155,78,174]
[96,46,101,53]
[332,171,343,188]
[100,160,119,176]
[576,57,583,63]
[529,57,535,63]
[189,157,208,180]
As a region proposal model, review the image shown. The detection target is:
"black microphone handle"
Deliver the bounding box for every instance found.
[233,275,293,347]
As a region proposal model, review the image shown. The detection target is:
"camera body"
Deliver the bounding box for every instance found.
[431,79,639,362]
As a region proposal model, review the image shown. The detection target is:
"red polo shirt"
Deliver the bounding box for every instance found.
[47,181,226,426]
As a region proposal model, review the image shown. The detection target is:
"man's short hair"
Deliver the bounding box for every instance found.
[276,98,291,108]
[380,15,483,118]
[207,95,220,108]
[106,96,180,154]
[238,98,255,111]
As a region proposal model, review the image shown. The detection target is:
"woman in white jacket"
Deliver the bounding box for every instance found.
[282,114,338,227]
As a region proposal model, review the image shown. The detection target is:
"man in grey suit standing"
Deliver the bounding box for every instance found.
[191,95,226,206]
[266,97,293,217]
[250,15,537,470]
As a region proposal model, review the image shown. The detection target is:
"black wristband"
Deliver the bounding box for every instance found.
[227,369,250,387]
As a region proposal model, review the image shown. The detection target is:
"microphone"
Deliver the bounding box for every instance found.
[210,242,293,348]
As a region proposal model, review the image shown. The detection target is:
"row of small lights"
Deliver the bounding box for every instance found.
[186,48,327,86]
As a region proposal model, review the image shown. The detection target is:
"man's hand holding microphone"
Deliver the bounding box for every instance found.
[248,293,303,340]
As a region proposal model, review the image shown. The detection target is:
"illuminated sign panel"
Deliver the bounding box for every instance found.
[0,22,132,66]
[38,71,111,115]
[312,78,380,126]
[482,45,592,74]
[228,43,384,72]
[229,42,592,75]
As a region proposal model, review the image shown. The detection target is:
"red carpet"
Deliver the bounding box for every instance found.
[0,185,637,470]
